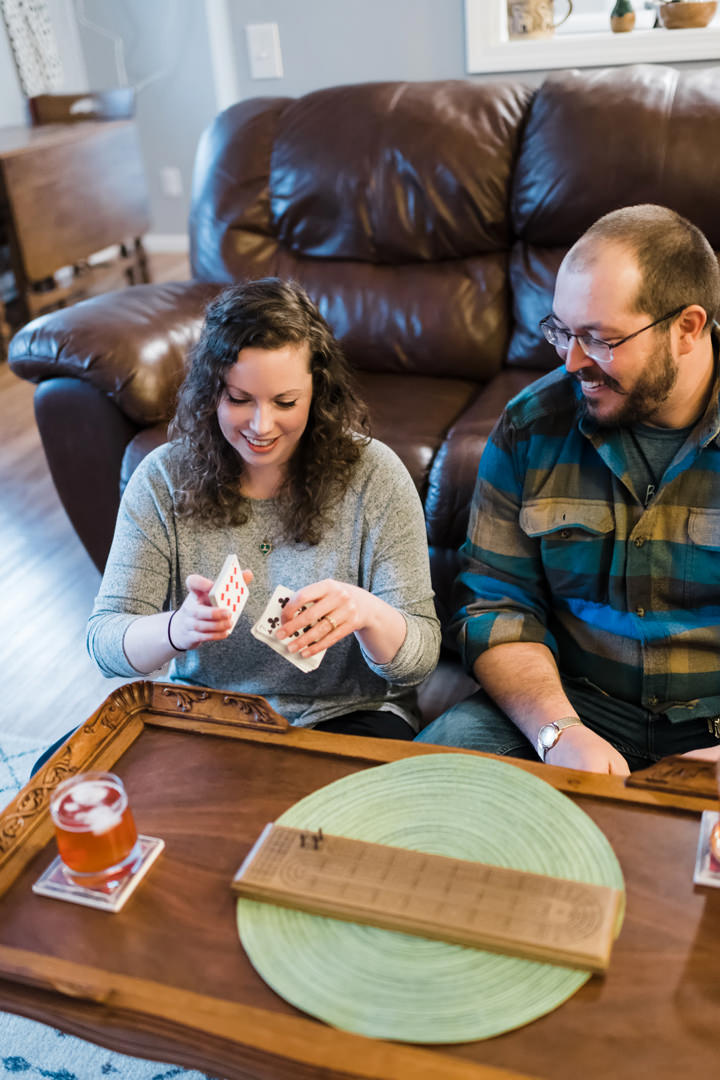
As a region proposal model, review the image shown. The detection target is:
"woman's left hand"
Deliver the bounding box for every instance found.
[275,579,377,657]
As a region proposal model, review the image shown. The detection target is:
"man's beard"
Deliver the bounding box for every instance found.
[578,342,678,428]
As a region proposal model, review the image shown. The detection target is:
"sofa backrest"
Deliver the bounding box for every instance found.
[190,65,720,391]
[12,65,720,589]
[189,79,535,387]
[508,64,720,369]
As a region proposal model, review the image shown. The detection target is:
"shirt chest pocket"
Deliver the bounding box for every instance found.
[520,499,615,603]
[686,508,720,607]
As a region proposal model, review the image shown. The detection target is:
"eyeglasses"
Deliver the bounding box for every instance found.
[539,305,687,366]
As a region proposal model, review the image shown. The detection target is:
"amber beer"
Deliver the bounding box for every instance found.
[50,772,141,890]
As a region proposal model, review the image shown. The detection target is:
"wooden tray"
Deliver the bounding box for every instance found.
[0,680,718,1080]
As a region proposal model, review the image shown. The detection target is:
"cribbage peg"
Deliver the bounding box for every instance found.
[299,833,306,848]
[312,828,324,850]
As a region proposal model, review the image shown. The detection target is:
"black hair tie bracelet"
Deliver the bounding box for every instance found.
[167,610,187,651]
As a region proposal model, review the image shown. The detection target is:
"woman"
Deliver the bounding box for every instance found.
[86,278,440,739]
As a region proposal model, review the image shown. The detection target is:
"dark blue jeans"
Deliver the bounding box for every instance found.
[415,675,720,771]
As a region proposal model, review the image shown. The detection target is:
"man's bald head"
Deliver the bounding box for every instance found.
[561,205,720,333]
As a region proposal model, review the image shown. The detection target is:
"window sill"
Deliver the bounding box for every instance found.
[465,1,720,73]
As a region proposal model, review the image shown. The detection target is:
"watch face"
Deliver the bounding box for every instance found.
[539,724,558,750]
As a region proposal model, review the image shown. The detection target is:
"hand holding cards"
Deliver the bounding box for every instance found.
[208,554,249,631]
[251,585,326,673]
[207,557,327,672]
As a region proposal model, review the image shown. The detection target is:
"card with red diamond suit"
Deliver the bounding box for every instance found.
[208,554,248,631]
[250,585,326,673]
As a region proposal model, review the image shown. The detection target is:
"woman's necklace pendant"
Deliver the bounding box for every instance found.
[259,538,273,556]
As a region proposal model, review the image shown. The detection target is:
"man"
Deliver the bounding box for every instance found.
[417,204,720,774]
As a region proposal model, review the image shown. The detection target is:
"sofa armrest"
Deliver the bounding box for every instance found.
[8,280,222,426]
[9,280,222,572]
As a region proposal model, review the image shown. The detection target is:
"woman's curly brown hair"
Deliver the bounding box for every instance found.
[170,278,370,545]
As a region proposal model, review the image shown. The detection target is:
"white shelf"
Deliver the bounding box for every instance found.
[465,0,720,73]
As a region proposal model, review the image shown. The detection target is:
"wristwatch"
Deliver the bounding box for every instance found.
[536,717,583,761]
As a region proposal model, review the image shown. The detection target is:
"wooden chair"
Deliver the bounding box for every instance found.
[27,88,136,124]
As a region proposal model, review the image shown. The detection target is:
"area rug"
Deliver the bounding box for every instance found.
[0,734,220,1080]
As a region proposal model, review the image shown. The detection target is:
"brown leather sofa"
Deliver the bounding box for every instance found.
[9,64,720,720]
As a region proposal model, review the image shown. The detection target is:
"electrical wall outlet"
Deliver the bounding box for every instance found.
[160,166,183,198]
[245,22,283,79]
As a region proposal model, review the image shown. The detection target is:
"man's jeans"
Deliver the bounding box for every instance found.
[415,675,720,771]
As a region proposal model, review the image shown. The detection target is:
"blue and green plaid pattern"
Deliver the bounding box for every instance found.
[453,361,720,724]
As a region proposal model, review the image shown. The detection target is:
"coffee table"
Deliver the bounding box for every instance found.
[0,681,717,1080]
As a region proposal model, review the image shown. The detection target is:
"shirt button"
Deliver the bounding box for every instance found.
[634,537,645,547]
[648,695,659,706]
[635,606,645,617]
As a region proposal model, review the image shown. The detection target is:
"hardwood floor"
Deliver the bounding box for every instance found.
[1,253,189,746]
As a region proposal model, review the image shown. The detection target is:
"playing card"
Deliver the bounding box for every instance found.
[251,585,292,641]
[251,585,326,672]
[208,553,248,631]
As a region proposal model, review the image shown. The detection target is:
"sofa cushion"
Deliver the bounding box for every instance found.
[121,372,481,504]
[269,80,531,262]
[357,371,479,496]
[508,64,720,369]
[189,79,535,386]
[121,422,169,495]
[513,64,720,249]
[273,250,510,384]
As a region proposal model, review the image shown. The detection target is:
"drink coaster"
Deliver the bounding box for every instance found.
[693,811,720,888]
[236,754,625,1044]
[32,835,164,912]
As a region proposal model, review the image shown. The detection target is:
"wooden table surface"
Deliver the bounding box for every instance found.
[0,682,717,1080]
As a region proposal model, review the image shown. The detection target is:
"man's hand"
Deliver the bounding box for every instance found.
[544,724,630,775]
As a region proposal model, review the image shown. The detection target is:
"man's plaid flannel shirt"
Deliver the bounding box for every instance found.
[453,355,720,726]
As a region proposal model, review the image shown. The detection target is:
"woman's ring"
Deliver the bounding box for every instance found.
[325,615,338,633]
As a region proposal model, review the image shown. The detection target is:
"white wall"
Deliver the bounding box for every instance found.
[75,0,216,238]
[0,0,88,125]
[75,0,470,239]
[0,23,26,126]
[2,0,717,245]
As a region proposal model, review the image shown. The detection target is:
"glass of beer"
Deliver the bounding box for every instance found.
[50,772,141,891]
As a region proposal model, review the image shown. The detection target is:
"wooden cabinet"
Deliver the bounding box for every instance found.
[0,119,151,357]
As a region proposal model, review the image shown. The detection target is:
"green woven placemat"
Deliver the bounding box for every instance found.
[237,753,625,1043]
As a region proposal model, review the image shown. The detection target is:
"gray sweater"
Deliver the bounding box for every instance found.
[87,438,440,731]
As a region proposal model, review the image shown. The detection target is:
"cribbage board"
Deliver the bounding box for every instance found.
[232,823,623,973]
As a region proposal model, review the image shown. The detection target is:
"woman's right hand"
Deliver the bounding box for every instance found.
[169,571,253,651]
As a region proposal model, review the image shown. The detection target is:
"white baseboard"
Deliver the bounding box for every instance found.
[144,234,190,254]
[85,236,190,266]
